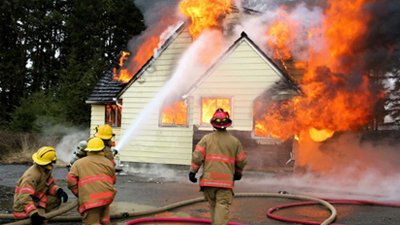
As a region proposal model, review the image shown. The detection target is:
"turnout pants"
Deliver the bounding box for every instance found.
[82,205,111,225]
[34,195,61,225]
[202,187,234,225]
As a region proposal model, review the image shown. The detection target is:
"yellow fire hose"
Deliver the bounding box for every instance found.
[0,193,337,225]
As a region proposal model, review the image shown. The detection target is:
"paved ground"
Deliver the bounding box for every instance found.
[1,164,400,225]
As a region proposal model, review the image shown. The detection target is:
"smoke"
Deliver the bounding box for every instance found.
[123,163,183,181]
[362,0,400,72]
[54,128,90,164]
[129,0,183,52]
[242,131,400,201]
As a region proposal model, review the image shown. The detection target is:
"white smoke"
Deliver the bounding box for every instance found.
[242,131,400,202]
[55,129,90,164]
[234,3,324,62]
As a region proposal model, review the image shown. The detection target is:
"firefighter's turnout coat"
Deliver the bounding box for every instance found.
[67,154,117,214]
[190,129,247,188]
[103,142,115,166]
[13,164,61,219]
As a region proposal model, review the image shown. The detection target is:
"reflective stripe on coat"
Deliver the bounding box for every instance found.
[13,164,60,219]
[190,129,247,189]
[67,154,117,214]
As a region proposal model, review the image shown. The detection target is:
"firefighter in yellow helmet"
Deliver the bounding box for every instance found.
[67,124,116,170]
[13,147,68,225]
[189,108,247,225]
[67,137,117,225]
[95,124,117,166]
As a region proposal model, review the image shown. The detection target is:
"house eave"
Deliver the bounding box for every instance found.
[85,100,115,105]
[117,21,189,99]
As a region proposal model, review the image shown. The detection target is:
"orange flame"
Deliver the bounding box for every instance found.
[201,98,231,124]
[119,51,130,67]
[256,0,384,142]
[161,101,187,125]
[179,0,233,39]
[266,9,299,60]
[114,36,160,83]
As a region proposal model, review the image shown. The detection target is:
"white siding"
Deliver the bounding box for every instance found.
[89,31,286,166]
[89,105,104,136]
[89,105,122,139]
[118,30,194,165]
[189,40,282,131]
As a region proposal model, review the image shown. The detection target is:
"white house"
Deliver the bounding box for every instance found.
[86,11,303,171]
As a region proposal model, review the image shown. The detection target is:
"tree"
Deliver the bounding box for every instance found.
[0,0,145,131]
[57,0,146,125]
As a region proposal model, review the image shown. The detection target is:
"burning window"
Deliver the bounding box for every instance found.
[161,100,188,126]
[253,100,293,139]
[201,98,232,125]
[105,101,122,127]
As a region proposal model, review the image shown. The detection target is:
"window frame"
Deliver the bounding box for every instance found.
[105,101,122,128]
[199,97,233,127]
[159,100,189,127]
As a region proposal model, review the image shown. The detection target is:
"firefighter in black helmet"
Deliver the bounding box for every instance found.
[189,108,247,225]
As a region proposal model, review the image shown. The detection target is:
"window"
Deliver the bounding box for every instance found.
[253,100,292,139]
[201,98,232,125]
[160,100,188,126]
[105,101,122,127]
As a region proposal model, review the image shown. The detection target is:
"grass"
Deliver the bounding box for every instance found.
[0,131,58,164]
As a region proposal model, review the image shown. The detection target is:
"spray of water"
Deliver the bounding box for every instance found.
[116,30,224,151]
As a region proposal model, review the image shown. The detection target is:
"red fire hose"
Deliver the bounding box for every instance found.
[267,197,400,225]
[124,217,247,224]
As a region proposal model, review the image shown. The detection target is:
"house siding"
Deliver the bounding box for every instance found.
[89,32,292,167]
[117,30,194,165]
[189,40,282,132]
[89,105,105,136]
[89,105,121,139]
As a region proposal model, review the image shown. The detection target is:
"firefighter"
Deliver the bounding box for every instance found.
[67,124,116,170]
[67,137,117,225]
[189,108,247,225]
[95,124,117,166]
[13,147,69,225]
[67,140,87,171]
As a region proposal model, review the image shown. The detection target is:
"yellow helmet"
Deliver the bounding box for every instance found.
[85,137,105,152]
[96,124,113,140]
[32,147,57,165]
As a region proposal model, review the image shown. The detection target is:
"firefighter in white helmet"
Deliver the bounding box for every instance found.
[13,147,68,225]
[67,141,87,170]
[67,137,117,225]
[67,124,117,170]
[189,108,247,225]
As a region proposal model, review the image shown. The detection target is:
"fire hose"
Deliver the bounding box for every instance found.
[267,198,400,225]
[1,193,400,225]
[0,193,337,225]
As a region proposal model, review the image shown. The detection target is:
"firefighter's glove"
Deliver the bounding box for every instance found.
[31,212,46,225]
[189,172,197,183]
[57,188,69,203]
[234,173,242,181]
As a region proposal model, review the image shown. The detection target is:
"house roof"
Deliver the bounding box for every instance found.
[85,52,128,104]
[86,18,303,104]
[86,22,187,104]
[182,31,303,99]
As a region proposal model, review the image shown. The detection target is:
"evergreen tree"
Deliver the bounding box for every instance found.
[0,0,145,131]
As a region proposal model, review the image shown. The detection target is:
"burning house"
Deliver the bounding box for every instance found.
[86,0,395,172]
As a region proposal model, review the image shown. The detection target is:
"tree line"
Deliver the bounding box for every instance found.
[0,0,145,133]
